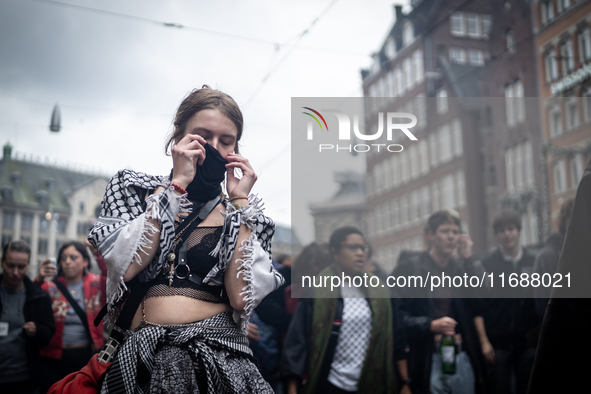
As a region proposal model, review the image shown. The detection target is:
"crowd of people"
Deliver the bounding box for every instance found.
[250,202,575,394]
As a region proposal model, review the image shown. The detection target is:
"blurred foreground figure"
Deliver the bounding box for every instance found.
[0,240,55,394]
[528,158,591,393]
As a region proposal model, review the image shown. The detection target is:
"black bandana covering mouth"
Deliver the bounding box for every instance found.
[170,143,229,202]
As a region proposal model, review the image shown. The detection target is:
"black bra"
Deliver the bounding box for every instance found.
[145,226,229,303]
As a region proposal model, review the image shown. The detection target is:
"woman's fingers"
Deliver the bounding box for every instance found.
[226,154,257,198]
[171,135,209,186]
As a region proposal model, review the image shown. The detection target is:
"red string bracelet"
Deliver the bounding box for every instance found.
[171,183,187,195]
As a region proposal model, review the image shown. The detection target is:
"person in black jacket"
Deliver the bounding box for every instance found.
[393,209,486,394]
[472,210,538,394]
[0,240,55,394]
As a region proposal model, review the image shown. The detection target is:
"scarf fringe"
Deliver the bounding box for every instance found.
[235,232,258,333]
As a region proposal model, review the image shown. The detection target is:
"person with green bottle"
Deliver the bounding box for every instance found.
[393,209,486,394]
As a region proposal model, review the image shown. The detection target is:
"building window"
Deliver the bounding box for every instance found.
[437,89,448,114]
[549,104,563,137]
[421,185,431,218]
[468,49,484,65]
[541,1,554,24]
[385,36,396,59]
[452,118,463,157]
[79,201,85,213]
[431,181,441,212]
[451,13,465,36]
[482,15,492,37]
[560,39,575,74]
[429,132,439,167]
[506,30,516,54]
[38,238,48,255]
[566,97,579,130]
[400,194,409,227]
[545,49,558,81]
[570,153,584,188]
[554,160,567,193]
[455,170,466,208]
[419,139,429,175]
[2,211,14,229]
[403,21,414,46]
[505,141,535,191]
[410,144,419,179]
[579,27,591,62]
[57,218,68,234]
[441,174,456,209]
[391,198,400,232]
[505,147,515,191]
[415,95,426,129]
[450,48,467,64]
[467,14,479,38]
[403,58,413,91]
[505,80,525,126]
[558,0,571,13]
[521,202,539,245]
[439,124,453,163]
[412,50,424,85]
[21,213,33,232]
[392,155,401,187]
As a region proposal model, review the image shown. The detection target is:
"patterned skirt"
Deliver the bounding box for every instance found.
[100,312,273,394]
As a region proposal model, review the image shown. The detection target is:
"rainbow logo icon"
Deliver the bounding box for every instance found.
[302,107,329,131]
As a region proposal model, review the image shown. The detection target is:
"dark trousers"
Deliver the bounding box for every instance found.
[38,346,94,394]
[485,347,536,394]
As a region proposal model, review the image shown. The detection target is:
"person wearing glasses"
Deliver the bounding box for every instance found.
[281,226,411,394]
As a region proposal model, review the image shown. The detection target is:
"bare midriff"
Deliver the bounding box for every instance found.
[130,295,233,330]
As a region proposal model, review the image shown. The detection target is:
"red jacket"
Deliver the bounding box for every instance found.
[39,268,106,359]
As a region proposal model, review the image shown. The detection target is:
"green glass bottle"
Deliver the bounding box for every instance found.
[440,335,456,374]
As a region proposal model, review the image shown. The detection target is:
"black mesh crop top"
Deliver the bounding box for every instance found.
[145,225,227,303]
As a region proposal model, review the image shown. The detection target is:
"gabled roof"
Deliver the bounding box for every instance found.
[0,154,108,211]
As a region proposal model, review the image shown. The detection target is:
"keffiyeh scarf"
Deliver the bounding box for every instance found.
[88,169,282,332]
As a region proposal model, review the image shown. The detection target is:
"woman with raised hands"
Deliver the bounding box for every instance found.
[86,85,283,394]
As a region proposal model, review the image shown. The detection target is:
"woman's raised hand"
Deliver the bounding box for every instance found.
[226,153,257,201]
[171,134,207,189]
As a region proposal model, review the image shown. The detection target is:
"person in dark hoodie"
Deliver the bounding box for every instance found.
[471,210,538,394]
[532,198,574,319]
[0,240,55,394]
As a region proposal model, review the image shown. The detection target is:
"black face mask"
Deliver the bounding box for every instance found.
[170,144,229,202]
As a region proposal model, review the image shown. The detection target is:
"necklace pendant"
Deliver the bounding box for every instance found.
[168,264,175,286]
[166,253,176,262]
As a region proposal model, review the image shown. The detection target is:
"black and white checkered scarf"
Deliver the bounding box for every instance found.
[88,169,282,332]
[101,313,273,394]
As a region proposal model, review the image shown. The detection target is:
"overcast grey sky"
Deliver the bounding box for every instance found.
[0,0,408,243]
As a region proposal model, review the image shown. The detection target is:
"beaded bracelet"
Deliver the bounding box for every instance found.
[171,183,187,195]
[229,196,249,202]
[231,203,249,210]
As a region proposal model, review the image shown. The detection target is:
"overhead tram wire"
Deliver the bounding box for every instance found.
[242,0,341,109]
[27,0,279,47]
